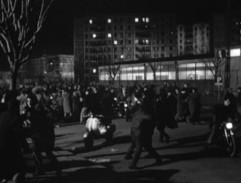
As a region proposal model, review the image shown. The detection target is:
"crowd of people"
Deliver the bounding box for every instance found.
[1,81,241,180]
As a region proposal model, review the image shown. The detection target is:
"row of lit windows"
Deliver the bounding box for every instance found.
[89,17,150,25]
[85,32,175,39]
[99,62,214,81]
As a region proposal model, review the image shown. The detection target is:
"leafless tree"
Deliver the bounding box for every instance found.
[0,0,53,90]
[104,64,120,85]
[203,56,226,80]
[148,61,159,81]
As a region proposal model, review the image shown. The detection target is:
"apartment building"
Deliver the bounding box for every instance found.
[74,14,178,82]
[177,23,210,56]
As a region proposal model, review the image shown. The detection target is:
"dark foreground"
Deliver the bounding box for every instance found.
[24,118,241,183]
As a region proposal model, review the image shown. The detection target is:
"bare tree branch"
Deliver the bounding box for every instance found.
[0,0,54,89]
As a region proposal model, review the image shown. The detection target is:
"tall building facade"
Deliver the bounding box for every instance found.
[74,13,241,89]
[177,23,210,56]
[74,14,178,82]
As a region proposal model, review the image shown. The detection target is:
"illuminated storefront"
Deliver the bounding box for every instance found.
[99,59,215,83]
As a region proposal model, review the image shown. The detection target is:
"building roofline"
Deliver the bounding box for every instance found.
[99,54,213,66]
[31,54,74,60]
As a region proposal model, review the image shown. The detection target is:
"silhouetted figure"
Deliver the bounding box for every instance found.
[125,88,162,169]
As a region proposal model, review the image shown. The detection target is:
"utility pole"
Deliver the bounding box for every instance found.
[224,0,231,90]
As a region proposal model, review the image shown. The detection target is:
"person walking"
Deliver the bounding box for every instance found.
[125,88,162,169]
[26,93,61,176]
[155,89,170,143]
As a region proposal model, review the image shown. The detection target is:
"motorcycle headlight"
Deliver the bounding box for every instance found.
[83,133,88,138]
[225,122,233,129]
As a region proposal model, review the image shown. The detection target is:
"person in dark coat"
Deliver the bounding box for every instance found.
[125,88,162,169]
[155,89,169,143]
[0,91,25,182]
[175,88,188,122]
[236,87,241,119]
[186,87,201,124]
[100,88,114,123]
[166,88,178,128]
[71,90,81,121]
[26,93,61,176]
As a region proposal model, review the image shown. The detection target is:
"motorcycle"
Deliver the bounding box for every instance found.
[83,113,116,149]
[217,119,236,157]
[112,97,124,118]
[124,102,132,122]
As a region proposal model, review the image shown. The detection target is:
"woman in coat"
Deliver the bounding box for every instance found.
[62,89,72,118]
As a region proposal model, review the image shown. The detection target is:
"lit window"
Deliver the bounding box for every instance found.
[145,39,149,44]
[114,40,118,45]
[146,17,149,23]
[186,63,195,68]
[89,19,93,24]
[107,33,112,38]
[107,18,111,23]
[120,55,124,59]
[135,18,139,23]
[230,48,241,57]
[142,17,145,22]
[196,63,205,67]
[92,34,96,38]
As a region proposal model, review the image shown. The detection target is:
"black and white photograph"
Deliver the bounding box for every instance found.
[1,0,241,182]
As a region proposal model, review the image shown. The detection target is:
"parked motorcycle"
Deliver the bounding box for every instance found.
[83,113,116,149]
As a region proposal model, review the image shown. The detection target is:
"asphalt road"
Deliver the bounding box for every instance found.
[24,118,241,183]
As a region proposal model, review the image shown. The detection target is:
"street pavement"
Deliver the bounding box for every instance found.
[24,118,241,183]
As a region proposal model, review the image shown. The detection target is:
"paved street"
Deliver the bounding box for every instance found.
[24,118,241,183]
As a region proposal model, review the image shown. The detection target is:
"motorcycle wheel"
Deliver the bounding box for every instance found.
[105,125,115,142]
[105,133,113,142]
[224,129,236,157]
[84,133,94,149]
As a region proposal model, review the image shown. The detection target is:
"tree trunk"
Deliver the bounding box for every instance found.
[9,71,17,90]
[153,72,156,81]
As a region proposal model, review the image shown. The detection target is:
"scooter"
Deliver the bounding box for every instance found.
[83,113,116,149]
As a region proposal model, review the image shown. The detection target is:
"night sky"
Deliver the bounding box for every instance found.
[0,0,240,69]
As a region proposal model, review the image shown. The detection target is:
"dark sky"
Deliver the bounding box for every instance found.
[0,0,240,69]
